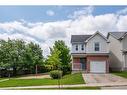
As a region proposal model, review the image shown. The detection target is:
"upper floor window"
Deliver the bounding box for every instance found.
[81,44,84,50]
[94,42,100,51]
[75,45,78,51]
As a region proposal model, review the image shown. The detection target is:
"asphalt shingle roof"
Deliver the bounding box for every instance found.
[71,35,92,43]
[109,32,127,39]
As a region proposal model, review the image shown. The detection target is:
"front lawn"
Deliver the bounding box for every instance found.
[0,78,6,80]
[0,73,85,87]
[112,71,127,78]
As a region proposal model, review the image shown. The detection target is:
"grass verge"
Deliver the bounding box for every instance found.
[0,73,85,87]
[112,71,127,78]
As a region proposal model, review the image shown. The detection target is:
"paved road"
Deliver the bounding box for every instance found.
[101,86,127,89]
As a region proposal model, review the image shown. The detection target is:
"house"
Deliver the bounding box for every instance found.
[107,32,127,71]
[71,31,109,73]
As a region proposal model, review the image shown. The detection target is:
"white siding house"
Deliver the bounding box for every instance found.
[107,32,127,71]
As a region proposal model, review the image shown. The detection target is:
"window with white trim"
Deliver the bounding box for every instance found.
[94,42,100,51]
[81,44,84,50]
[75,45,78,51]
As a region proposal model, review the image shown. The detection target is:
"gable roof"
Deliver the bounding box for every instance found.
[107,32,127,40]
[71,31,108,43]
[71,35,92,43]
[85,31,108,43]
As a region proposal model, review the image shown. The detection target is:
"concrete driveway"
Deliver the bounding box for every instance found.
[82,74,127,84]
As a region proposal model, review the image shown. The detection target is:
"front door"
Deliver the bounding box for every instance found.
[80,58,86,70]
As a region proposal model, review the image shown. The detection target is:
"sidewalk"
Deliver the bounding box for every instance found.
[0,79,9,83]
[1,82,127,89]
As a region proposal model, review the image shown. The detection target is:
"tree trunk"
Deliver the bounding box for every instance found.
[35,65,38,77]
[13,67,17,76]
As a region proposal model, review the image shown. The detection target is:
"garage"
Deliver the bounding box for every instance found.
[90,61,106,73]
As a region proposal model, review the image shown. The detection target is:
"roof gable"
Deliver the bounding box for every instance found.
[85,31,108,43]
[107,32,127,40]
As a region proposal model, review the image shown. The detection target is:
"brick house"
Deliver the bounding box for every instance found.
[71,31,109,73]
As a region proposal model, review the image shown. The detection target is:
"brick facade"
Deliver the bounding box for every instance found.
[73,58,81,70]
[72,55,109,73]
[86,55,109,73]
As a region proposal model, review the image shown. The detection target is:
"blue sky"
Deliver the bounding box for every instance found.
[0,6,126,22]
[0,6,127,56]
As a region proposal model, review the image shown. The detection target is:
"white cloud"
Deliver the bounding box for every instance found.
[68,6,94,19]
[0,7,127,57]
[117,15,127,31]
[46,10,55,16]
[117,7,127,15]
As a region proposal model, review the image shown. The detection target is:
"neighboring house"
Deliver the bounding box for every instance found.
[107,32,127,71]
[71,31,109,73]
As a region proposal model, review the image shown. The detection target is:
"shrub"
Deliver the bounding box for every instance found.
[60,64,71,75]
[49,70,63,79]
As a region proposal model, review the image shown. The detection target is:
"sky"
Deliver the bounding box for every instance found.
[0,6,127,57]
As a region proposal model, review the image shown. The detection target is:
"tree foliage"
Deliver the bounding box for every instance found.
[47,40,71,74]
[0,39,44,77]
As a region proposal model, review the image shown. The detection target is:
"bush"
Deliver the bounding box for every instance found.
[49,70,63,79]
[60,64,71,75]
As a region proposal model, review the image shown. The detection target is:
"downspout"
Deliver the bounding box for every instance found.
[84,42,87,72]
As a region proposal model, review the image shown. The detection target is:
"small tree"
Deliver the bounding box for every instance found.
[49,40,71,74]
[47,48,61,70]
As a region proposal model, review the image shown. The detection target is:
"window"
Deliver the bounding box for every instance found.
[94,42,100,51]
[76,45,78,51]
[81,44,84,50]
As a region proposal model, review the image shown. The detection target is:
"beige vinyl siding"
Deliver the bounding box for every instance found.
[122,34,127,69]
[108,35,123,70]
[86,34,108,53]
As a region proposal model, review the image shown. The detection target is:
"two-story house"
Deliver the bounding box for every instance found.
[107,32,127,71]
[71,31,109,73]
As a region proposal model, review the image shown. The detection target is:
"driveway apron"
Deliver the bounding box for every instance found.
[82,74,127,84]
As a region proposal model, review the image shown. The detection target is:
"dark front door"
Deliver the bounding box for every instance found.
[80,58,86,70]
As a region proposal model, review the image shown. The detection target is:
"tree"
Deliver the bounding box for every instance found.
[47,48,61,70]
[24,42,44,74]
[53,40,71,65]
[0,39,44,77]
[48,40,71,74]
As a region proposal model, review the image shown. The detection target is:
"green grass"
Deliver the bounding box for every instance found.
[14,86,100,90]
[112,71,127,78]
[0,73,85,87]
[0,78,6,80]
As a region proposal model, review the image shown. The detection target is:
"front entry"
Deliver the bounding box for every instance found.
[80,58,86,70]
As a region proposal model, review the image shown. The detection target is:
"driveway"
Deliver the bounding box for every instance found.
[82,74,127,84]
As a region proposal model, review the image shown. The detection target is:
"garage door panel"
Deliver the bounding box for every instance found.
[90,61,106,73]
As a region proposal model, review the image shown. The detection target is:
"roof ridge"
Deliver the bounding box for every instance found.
[71,34,92,36]
[109,32,127,33]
